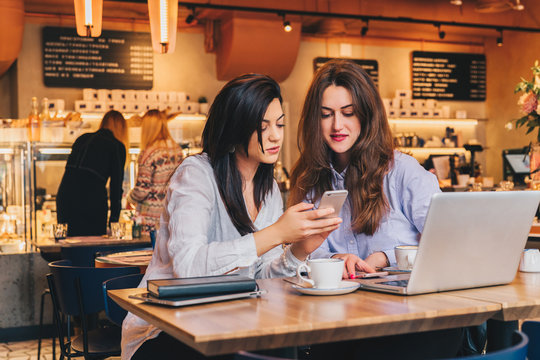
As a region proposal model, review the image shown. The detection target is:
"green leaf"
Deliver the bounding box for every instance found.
[526,127,534,134]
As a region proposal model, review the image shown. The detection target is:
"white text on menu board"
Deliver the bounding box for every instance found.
[44,36,153,81]
[412,57,457,98]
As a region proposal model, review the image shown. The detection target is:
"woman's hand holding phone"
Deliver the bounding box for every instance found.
[277,202,342,243]
[253,202,342,257]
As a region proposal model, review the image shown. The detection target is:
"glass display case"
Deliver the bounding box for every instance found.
[30,113,207,244]
[0,142,32,253]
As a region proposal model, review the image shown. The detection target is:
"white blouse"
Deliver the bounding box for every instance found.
[121,153,303,359]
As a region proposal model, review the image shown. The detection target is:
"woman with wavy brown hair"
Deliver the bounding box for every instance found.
[287,59,471,360]
[289,59,441,277]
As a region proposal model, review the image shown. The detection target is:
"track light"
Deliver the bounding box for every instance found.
[361,20,369,37]
[185,7,195,24]
[283,20,292,32]
[496,29,503,46]
[513,0,525,10]
[280,13,292,32]
[435,24,446,39]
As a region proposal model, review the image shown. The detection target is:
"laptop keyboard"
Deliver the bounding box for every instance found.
[380,279,409,287]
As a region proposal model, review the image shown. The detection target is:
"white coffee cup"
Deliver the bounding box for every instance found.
[395,245,418,270]
[520,249,540,272]
[296,258,344,289]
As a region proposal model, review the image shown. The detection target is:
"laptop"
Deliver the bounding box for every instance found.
[357,191,540,295]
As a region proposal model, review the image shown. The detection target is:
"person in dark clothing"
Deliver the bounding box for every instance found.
[56,110,128,236]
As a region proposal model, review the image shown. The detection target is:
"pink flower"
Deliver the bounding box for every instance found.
[522,92,539,114]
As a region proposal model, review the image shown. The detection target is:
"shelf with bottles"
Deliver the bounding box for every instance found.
[0,111,207,145]
[391,117,485,162]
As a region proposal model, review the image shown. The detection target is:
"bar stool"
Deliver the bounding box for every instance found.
[47,259,140,359]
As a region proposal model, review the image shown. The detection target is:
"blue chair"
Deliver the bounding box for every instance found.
[235,331,528,360]
[61,243,146,267]
[102,273,145,327]
[446,330,528,360]
[521,321,540,360]
[47,259,140,359]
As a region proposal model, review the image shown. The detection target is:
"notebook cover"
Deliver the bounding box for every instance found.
[147,274,257,298]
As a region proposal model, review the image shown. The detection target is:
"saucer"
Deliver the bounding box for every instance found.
[292,281,360,296]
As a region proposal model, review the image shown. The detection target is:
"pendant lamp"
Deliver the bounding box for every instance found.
[148,0,178,54]
[73,0,103,37]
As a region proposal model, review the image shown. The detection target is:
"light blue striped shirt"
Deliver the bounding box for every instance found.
[311,151,441,266]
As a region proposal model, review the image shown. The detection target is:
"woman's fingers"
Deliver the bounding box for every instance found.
[289,202,315,212]
[304,207,335,219]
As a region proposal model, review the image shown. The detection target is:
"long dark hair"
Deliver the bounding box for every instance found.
[289,59,394,235]
[202,74,282,235]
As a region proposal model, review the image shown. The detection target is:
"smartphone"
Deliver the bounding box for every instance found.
[317,190,348,219]
[355,271,389,278]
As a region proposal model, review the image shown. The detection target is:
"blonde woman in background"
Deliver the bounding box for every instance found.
[127,110,184,234]
[57,110,129,236]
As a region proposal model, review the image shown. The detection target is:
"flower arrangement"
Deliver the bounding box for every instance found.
[513,61,540,141]
[123,209,143,225]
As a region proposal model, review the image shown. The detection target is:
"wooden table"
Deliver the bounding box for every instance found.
[34,235,151,253]
[109,278,501,356]
[95,248,153,273]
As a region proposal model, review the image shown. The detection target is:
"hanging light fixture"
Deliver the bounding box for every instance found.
[148,0,178,54]
[73,0,103,37]
[513,0,525,10]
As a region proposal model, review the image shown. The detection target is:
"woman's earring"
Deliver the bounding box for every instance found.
[229,146,236,153]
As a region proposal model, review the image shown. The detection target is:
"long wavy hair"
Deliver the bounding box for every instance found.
[202,74,282,235]
[140,109,175,150]
[99,110,129,153]
[288,59,394,235]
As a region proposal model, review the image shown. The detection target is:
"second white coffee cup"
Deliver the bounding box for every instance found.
[395,245,418,270]
[296,258,344,289]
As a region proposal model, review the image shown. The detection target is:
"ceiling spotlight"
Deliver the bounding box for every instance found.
[361,19,369,37]
[450,0,463,5]
[185,7,196,24]
[283,20,292,32]
[513,0,525,10]
[435,24,445,39]
[497,29,503,46]
[280,13,292,32]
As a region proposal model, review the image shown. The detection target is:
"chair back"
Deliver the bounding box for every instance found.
[445,331,528,360]
[48,259,140,316]
[521,321,540,360]
[102,273,145,326]
[61,243,146,267]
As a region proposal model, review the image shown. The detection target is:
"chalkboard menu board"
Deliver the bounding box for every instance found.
[313,57,379,87]
[411,51,486,101]
[43,26,153,89]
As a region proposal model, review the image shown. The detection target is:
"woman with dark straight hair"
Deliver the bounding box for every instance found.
[122,74,342,360]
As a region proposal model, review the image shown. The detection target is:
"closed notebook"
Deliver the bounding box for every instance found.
[147,274,257,298]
